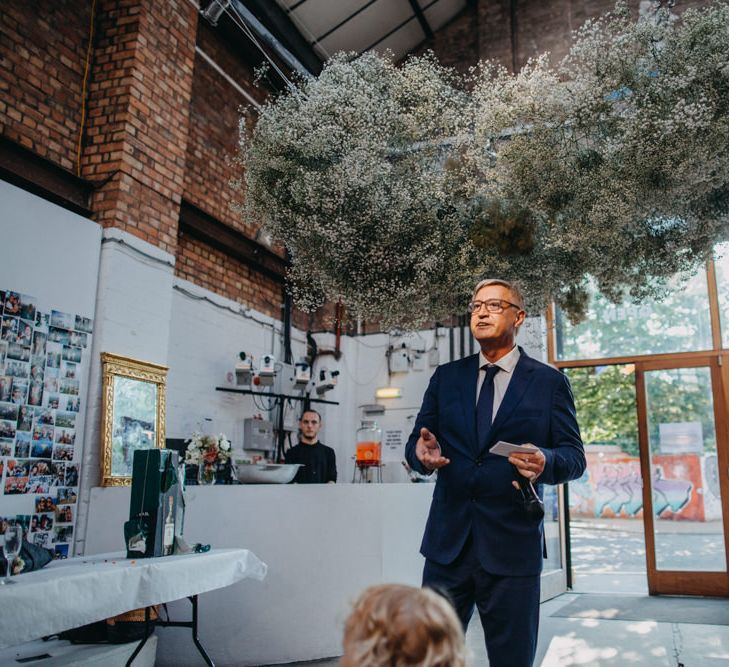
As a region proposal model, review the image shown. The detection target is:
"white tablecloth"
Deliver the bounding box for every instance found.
[0,548,267,649]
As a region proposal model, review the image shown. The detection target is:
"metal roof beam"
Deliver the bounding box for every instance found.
[408,0,434,40]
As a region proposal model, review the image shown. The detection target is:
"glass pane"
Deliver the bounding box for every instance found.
[555,270,712,361]
[542,485,561,573]
[644,366,726,572]
[565,366,647,593]
[715,242,729,348]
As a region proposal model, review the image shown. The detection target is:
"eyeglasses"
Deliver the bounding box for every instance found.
[467,299,521,314]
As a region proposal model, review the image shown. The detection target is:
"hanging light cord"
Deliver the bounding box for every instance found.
[76,0,97,178]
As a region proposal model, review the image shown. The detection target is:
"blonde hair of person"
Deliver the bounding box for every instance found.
[342,584,466,667]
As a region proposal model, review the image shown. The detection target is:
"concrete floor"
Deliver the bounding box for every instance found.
[261,518,729,666]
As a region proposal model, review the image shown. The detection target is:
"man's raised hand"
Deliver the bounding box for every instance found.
[415,427,450,471]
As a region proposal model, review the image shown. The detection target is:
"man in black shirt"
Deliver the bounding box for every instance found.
[284,409,337,484]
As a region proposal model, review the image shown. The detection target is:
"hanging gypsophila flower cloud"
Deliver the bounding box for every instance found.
[235,2,729,327]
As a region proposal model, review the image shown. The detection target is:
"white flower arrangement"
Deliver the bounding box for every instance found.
[184,432,232,466]
[235,2,729,326]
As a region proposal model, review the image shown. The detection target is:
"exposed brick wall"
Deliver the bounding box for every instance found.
[184,22,267,240]
[412,6,479,75]
[84,0,198,255]
[427,0,716,73]
[0,1,91,172]
[175,232,284,320]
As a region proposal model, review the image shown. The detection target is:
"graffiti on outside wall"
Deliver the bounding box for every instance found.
[569,453,702,521]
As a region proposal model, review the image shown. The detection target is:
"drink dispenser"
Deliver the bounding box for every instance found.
[356,420,382,465]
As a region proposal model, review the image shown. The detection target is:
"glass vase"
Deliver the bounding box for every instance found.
[198,462,217,485]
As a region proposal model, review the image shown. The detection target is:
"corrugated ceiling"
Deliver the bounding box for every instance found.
[275,0,468,62]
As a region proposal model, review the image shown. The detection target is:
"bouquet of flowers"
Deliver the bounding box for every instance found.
[185,432,231,484]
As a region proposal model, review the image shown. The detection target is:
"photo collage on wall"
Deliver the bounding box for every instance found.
[0,289,92,560]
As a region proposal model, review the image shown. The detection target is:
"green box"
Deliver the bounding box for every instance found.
[126,448,180,558]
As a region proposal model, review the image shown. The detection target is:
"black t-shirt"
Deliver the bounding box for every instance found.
[284,442,337,484]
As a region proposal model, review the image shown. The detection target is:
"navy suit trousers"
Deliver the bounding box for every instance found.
[423,533,540,667]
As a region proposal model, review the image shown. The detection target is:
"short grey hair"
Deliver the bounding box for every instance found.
[471,279,525,311]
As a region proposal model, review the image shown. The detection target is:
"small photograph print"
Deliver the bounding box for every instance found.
[35,407,54,425]
[1,316,19,342]
[50,311,74,330]
[30,356,45,376]
[46,350,61,369]
[15,515,32,539]
[0,420,16,439]
[68,331,87,348]
[54,524,73,543]
[32,424,54,444]
[54,428,75,445]
[19,296,36,323]
[3,292,20,315]
[44,374,58,394]
[36,496,57,513]
[16,404,32,431]
[55,504,73,523]
[47,327,70,346]
[16,321,32,346]
[74,315,93,334]
[27,475,52,494]
[54,544,69,559]
[64,396,80,413]
[0,376,10,402]
[6,342,30,363]
[55,411,76,429]
[50,462,65,487]
[7,361,29,380]
[4,476,29,495]
[28,380,43,407]
[61,361,77,380]
[0,438,13,456]
[61,346,81,364]
[32,531,51,548]
[10,377,28,403]
[7,459,30,477]
[32,331,47,356]
[58,378,79,396]
[0,402,18,421]
[57,487,77,505]
[30,440,53,459]
[52,444,74,462]
[14,432,31,458]
[46,393,60,410]
[0,341,5,365]
[35,311,49,332]
[30,513,54,533]
[64,464,79,487]
[29,459,52,476]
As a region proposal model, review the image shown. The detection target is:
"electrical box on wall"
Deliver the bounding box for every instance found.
[243,418,275,453]
[389,344,409,373]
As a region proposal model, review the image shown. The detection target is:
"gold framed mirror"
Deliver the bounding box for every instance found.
[100,352,168,487]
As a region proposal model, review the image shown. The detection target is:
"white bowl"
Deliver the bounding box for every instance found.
[236,462,302,484]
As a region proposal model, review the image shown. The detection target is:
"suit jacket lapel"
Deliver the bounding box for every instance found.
[459,354,480,455]
[481,350,537,454]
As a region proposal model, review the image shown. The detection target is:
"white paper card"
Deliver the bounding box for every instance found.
[489,441,538,457]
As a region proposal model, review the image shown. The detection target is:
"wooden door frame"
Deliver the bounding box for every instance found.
[634,353,729,596]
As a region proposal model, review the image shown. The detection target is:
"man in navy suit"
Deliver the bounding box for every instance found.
[405,278,585,667]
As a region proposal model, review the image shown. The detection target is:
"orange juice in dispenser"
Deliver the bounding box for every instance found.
[356,420,382,465]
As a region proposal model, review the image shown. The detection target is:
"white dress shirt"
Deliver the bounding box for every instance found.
[476,345,521,424]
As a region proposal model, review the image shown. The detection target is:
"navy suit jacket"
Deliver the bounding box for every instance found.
[405,348,585,576]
